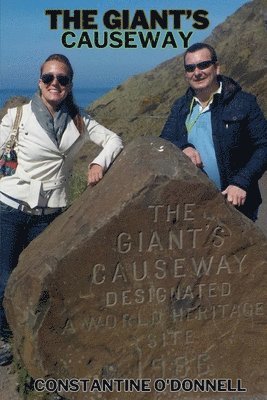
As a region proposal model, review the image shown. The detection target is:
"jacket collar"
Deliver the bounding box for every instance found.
[185,75,242,105]
[24,102,81,153]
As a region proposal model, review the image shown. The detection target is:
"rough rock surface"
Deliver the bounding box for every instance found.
[4,137,267,400]
[0,366,20,400]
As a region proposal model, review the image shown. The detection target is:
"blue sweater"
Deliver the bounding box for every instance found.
[160,75,267,219]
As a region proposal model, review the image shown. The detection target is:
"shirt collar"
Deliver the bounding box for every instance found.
[194,81,222,111]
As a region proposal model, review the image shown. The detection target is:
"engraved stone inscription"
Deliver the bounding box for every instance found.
[5,137,267,399]
[58,200,265,386]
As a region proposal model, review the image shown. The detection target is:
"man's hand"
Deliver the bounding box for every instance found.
[221,185,247,206]
[88,164,104,186]
[182,147,203,168]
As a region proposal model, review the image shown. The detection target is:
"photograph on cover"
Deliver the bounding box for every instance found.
[0,0,267,399]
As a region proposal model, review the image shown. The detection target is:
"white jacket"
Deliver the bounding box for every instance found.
[0,102,123,208]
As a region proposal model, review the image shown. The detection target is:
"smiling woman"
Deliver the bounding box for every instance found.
[39,59,73,114]
[0,53,123,366]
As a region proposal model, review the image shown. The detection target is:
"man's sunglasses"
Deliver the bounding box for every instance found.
[41,74,71,86]
[184,60,216,73]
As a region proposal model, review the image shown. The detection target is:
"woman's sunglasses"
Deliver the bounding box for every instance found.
[41,74,71,86]
[184,60,216,73]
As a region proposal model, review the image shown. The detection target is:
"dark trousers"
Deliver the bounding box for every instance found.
[0,201,61,336]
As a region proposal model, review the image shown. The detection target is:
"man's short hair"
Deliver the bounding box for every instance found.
[184,43,218,65]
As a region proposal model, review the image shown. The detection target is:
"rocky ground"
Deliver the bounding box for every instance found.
[0,365,20,400]
[256,172,267,237]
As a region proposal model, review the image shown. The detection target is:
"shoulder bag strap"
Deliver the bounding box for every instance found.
[12,106,23,137]
[8,106,23,148]
[1,106,23,156]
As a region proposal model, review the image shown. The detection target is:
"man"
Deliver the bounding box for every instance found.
[160,42,267,221]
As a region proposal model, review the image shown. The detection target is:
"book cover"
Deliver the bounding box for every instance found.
[1,1,266,399]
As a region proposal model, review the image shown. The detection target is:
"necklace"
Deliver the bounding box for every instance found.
[186,99,203,134]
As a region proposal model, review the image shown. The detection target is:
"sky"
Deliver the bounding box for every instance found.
[0,0,251,90]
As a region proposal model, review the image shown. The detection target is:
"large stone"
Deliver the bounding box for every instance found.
[4,137,267,400]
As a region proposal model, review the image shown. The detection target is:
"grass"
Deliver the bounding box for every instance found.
[68,171,88,204]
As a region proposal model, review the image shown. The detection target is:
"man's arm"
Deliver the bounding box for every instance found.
[229,96,267,190]
[222,95,267,206]
[161,100,204,167]
[160,100,191,149]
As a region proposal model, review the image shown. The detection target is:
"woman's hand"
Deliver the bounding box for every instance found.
[88,164,104,186]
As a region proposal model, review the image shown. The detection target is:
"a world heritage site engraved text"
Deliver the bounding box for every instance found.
[63,203,264,379]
